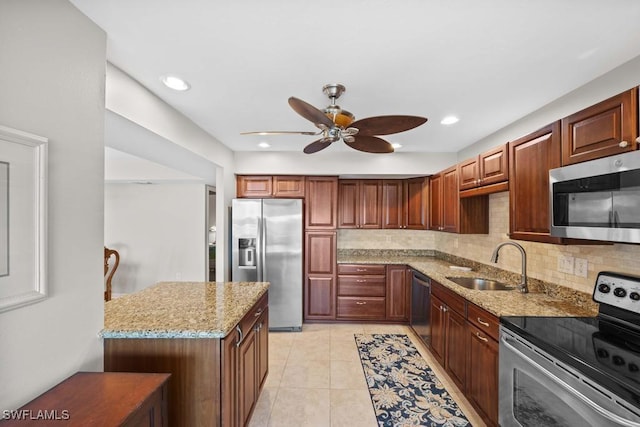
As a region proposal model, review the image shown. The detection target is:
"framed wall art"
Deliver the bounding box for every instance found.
[0,124,48,313]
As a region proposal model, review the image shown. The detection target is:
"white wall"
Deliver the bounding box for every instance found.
[105,183,207,294]
[0,0,106,410]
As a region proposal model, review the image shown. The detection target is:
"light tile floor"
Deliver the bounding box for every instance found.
[248,323,487,427]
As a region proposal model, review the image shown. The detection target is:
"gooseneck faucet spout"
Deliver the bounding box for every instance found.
[490,241,528,293]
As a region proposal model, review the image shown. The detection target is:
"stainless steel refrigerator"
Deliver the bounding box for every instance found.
[231,198,303,331]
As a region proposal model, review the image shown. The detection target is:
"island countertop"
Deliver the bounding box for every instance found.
[338,254,598,318]
[102,281,269,339]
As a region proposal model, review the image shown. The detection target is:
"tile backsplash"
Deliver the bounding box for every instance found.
[337,192,640,294]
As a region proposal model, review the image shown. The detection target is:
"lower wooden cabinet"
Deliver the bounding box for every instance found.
[386,265,410,321]
[466,322,499,427]
[430,283,467,391]
[337,264,386,320]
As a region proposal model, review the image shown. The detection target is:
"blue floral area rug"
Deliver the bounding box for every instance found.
[355,333,471,427]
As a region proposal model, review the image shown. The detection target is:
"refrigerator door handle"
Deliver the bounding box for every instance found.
[261,218,267,281]
[256,216,263,282]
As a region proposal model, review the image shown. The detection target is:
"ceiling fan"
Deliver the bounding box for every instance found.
[241,84,428,154]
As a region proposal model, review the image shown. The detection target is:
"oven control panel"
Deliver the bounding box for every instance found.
[593,272,640,314]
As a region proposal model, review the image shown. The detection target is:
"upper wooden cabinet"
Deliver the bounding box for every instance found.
[236,175,305,198]
[561,88,638,166]
[305,176,338,230]
[459,144,509,197]
[430,167,488,234]
[380,178,428,230]
[338,179,382,229]
[509,122,563,243]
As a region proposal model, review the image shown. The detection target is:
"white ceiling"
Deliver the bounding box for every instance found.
[72,0,640,155]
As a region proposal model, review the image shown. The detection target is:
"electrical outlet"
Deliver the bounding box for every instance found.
[574,258,588,278]
[558,255,575,274]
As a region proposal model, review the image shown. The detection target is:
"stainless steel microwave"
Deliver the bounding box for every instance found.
[549,150,640,243]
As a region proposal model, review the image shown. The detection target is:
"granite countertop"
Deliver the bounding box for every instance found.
[338,253,598,318]
[102,281,269,339]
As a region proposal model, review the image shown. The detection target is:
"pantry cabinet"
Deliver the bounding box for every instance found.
[561,88,638,166]
[338,179,382,229]
[304,231,337,320]
[305,176,339,229]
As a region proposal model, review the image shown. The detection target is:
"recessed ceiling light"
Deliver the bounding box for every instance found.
[258,142,271,148]
[440,115,459,125]
[392,143,402,149]
[160,75,191,91]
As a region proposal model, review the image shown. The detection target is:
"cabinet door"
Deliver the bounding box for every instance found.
[273,176,305,198]
[236,176,272,198]
[561,88,638,166]
[429,173,443,230]
[238,327,258,427]
[429,294,446,366]
[406,177,428,229]
[509,122,563,243]
[257,309,269,391]
[467,323,499,427]
[442,166,459,233]
[306,176,338,229]
[359,180,382,229]
[479,144,509,186]
[381,180,405,229]
[304,231,336,320]
[458,158,479,191]
[221,332,239,427]
[338,180,359,228]
[386,265,409,321]
[445,308,467,391]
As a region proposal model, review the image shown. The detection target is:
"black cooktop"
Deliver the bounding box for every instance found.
[501,315,640,411]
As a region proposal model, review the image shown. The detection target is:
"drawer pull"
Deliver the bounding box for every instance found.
[235,325,244,348]
[356,279,366,283]
[356,268,367,272]
[475,332,488,343]
[477,317,490,327]
[254,308,263,317]
[355,301,367,305]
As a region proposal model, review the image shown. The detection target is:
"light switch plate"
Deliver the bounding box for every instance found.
[558,255,575,274]
[574,258,588,278]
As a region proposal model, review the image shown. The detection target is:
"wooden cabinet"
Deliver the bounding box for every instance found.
[1,372,169,427]
[561,88,638,166]
[380,178,428,229]
[430,167,488,234]
[405,177,429,229]
[509,122,563,243]
[466,304,499,427]
[305,176,338,229]
[459,144,509,197]
[338,179,382,229]
[237,175,305,198]
[105,293,268,427]
[304,231,337,320]
[386,265,410,321]
[430,280,467,391]
[337,264,386,319]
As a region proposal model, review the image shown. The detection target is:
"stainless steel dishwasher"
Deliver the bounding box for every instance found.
[410,270,431,346]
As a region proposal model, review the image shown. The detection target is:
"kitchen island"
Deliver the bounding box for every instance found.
[102,281,269,427]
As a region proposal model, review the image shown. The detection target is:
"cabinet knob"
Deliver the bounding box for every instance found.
[619,140,629,148]
[636,136,640,144]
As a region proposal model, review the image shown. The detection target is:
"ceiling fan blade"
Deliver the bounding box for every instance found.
[345,135,394,153]
[349,115,427,136]
[288,97,335,128]
[303,136,339,154]
[240,130,320,136]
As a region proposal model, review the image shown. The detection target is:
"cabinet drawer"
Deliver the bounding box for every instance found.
[467,303,499,341]
[431,280,466,316]
[338,264,386,275]
[337,275,386,296]
[336,296,385,319]
[238,293,268,336]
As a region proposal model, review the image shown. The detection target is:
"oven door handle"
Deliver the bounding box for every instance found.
[501,334,640,427]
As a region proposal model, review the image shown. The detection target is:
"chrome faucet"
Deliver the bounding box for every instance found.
[490,241,528,293]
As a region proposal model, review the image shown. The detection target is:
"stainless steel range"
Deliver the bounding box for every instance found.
[500,271,640,427]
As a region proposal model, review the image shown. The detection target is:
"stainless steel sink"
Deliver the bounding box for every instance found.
[445,276,514,291]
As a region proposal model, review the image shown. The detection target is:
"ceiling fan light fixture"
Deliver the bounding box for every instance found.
[325,108,355,128]
[160,74,191,91]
